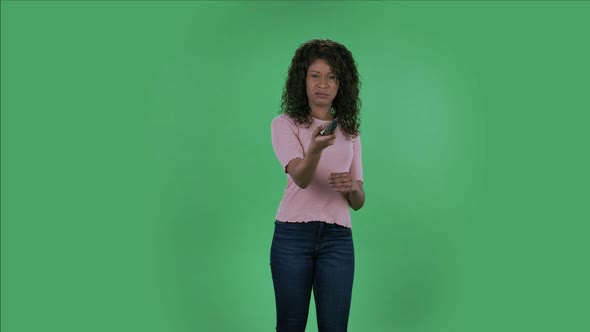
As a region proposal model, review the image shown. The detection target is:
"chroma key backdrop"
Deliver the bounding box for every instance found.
[2,1,589,332]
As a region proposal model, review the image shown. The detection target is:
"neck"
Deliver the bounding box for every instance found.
[310,106,333,121]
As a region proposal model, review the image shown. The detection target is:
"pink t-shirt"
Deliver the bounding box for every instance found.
[270,114,364,228]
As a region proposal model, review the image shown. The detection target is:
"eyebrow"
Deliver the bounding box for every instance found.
[309,70,334,74]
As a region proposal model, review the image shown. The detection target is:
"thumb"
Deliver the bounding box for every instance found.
[313,124,326,136]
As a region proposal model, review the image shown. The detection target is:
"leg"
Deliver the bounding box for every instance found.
[271,221,317,332]
[313,224,355,332]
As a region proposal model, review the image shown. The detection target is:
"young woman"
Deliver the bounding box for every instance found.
[270,39,365,332]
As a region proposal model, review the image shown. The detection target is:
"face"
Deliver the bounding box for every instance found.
[306,58,339,109]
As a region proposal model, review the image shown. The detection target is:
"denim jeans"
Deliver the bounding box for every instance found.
[270,220,355,332]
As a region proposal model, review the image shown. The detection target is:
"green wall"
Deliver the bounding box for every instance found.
[2,1,589,331]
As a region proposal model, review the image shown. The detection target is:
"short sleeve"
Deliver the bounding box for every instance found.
[271,116,304,173]
[349,134,364,182]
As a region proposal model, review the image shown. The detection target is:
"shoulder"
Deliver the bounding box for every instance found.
[271,114,298,130]
[272,114,295,125]
[347,132,361,144]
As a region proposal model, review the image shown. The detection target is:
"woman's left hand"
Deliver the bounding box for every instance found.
[328,172,359,193]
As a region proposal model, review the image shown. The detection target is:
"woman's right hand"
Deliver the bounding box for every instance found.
[308,124,336,155]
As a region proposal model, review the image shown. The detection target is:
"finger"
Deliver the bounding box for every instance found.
[328,180,346,189]
[331,176,348,183]
[335,182,352,189]
[316,135,336,145]
[329,176,343,184]
[316,135,333,142]
[334,186,352,193]
[330,173,352,183]
[331,172,350,178]
[341,184,354,192]
[330,180,349,188]
[330,185,347,193]
[314,124,327,136]
[329,179,350,186]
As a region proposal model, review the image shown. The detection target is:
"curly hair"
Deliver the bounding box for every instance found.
[280,39,361,139]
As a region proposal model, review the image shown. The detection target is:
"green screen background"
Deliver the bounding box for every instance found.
[2,1,589,331]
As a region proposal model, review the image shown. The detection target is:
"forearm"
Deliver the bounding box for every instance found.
[347,181,365,210]
[287,151,322,189]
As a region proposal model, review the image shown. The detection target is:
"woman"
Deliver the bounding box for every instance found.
[270,39,365,332]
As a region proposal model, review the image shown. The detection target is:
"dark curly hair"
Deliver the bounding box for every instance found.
[280,39,361,139]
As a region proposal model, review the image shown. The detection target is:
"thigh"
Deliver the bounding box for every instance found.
[313,224,355,332]
[270,221,318,332]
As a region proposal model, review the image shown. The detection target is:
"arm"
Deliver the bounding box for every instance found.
[287,125,335,188]
[346,180,365,211]
[285,153,321,189]
[329,134,365,210]
[329,174,366,211]
[271,116,335,189]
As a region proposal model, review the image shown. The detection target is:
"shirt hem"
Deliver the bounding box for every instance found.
[274,217,351,229]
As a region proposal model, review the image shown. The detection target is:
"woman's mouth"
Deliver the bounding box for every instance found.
[315,93,329,98]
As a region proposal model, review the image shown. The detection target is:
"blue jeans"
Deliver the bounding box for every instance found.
[270,220,355,332]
